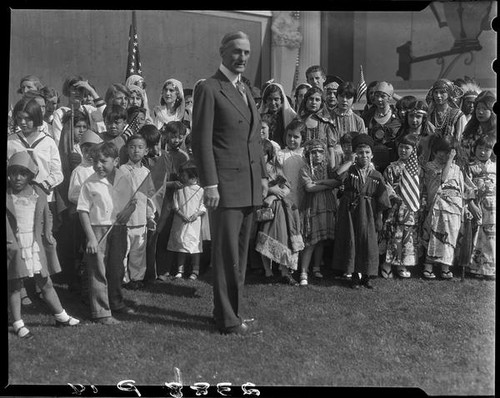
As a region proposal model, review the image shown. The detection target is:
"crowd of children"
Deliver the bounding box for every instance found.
[6,66,496,337]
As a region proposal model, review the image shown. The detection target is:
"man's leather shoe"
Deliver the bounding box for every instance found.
[220,322,262,336]
[113,306,136,315]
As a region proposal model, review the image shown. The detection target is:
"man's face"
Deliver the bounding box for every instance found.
[306,71,326,90]
[221,38,251,75]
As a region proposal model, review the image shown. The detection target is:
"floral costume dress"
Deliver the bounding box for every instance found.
[466,159,496,276]
[421,161,465,266]
[382,160,424,268]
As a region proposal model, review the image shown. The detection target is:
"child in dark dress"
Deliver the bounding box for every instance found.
[332,134,391,289]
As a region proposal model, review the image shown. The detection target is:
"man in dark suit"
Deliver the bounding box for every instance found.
[191,31,267,336]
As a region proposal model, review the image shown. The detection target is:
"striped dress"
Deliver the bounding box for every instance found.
[299,162,337,246]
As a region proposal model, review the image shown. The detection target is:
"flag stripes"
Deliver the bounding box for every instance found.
[400,151,420,212]
[356,65,367,103]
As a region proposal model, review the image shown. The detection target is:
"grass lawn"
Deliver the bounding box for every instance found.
[6,267,495,396]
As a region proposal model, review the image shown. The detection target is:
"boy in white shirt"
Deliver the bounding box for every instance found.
[77,142,137,325]
[119,135,156,290]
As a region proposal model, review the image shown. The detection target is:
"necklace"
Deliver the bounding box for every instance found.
[375,107,390,118]
[433,107,450,130]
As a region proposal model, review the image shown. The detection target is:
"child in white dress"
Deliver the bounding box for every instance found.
[167,161,206,280]
[7,151,80,339]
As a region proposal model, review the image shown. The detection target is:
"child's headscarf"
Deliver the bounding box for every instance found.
[127,84,152,121]
[159,78,185,119]
[126,75,150,113]
[258,82,297,129]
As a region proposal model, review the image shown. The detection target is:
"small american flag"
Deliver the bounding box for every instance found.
[125,11,142,80]
[356,65,367,103]
[400,150,420,212]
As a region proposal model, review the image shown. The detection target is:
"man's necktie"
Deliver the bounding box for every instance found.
[235,80,249,106]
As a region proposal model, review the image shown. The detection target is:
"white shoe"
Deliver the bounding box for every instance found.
[299,274,308,286]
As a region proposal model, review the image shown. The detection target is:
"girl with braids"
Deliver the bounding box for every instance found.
[298,139,340,286]
[425,78,467,142]
[397,100,437,167]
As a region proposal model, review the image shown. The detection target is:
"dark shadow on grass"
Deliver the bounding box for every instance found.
[111,304,215,333]
[140,281,202,298]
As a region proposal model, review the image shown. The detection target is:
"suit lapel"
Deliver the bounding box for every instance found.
[216,71,251,123]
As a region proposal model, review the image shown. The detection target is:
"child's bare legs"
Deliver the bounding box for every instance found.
[261,255,273,278]
[440,263,453,279]
[175,252,187,278]
[35,274,80,326]
[423,258,437,279]
[9,279,32,338]
[9,279,23,323]
[312,242,324,278]
[300,245,316,286]
[189,254,200,280]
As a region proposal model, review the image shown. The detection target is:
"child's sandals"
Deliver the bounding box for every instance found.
[188,273,198,281]
[422,269,436,279]
[16,326,34,339]
[55,316,80,327]
[397,269,411,279]
[312,270,323,279]
[441,270,453,280]
[381,268,393,279]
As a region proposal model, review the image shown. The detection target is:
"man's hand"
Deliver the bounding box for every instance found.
[204,186,220,209]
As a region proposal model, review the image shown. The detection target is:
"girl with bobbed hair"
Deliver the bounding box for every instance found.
[104,83,131,110]
[297,86,337,169]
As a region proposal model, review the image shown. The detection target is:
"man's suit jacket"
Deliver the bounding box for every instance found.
[191,69,265,208]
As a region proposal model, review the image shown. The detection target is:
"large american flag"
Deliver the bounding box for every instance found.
[126,11,142,80]
[356,65,367,103]
[400,150,420,212]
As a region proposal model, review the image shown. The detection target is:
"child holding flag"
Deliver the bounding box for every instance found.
[380,134,423,279]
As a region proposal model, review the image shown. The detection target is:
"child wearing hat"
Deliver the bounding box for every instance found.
[363,81,402,175]
[332,133,391,289]
[7,151,80,339]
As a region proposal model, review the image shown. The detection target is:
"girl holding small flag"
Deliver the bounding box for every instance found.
[380,133,423,279]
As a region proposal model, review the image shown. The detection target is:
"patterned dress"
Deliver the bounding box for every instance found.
[299,162,337,247]
[332,163,391,275]
[382,160,424,267]
[466,159,496,276]
[421,161,465,266]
